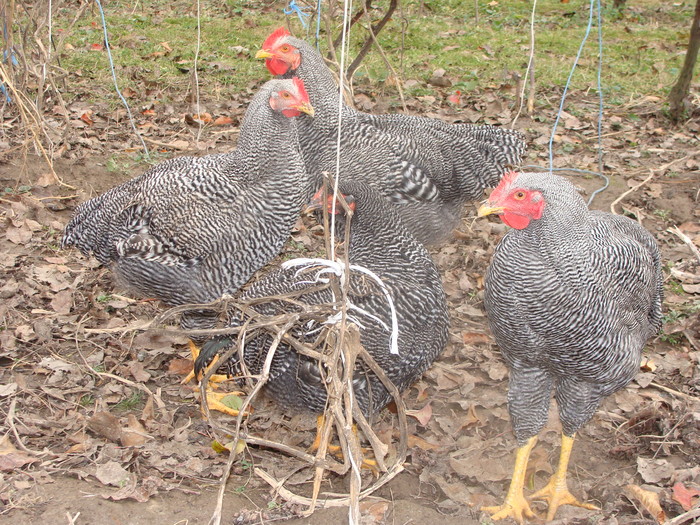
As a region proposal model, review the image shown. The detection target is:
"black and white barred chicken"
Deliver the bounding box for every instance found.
[62,78,315,360]
[254,27,526,246]
[478,172,663,522]
[195,180,449,418]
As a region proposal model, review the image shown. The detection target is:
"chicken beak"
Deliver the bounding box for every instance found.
[305,189,325,212]
[295,102,315,117]
[477,203,505,217]
[255,49,274,59]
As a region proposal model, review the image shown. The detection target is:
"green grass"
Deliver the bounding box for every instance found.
[113,390,144,412]
[41,0,694,107]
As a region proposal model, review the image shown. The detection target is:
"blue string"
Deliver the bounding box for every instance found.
[315,0,322,49]
[548,0,595,173]
[93,0,149,159]
[546,0,609,205]
[284,0,312,29]
[0,83,10,103]
[587,0,609,206]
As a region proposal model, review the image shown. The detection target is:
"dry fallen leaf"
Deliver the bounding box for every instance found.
[407,434,441,451]
[168,357,193,376]
[87,411,123,443]
[406,403,432,426]
[50,289,73,315]
[637,457,675,484]
[213,115,234,126]
[624,484,666,523]
[672,481,700,511]
[359,500,390,523]
[95,461,132,487]
[120,414,149,447]
[0,435,37,472]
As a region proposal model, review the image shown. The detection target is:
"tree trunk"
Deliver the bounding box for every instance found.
[668,0,700,121]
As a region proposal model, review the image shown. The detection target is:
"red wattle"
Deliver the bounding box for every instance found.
[266,58,290,76]
[501,212,532,230]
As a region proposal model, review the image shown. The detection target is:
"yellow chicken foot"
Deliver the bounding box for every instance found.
[181,340,230,385]
[529,433,599,521]
[482,436,538,523]
[309,415,379,473]
[202,389,249,418]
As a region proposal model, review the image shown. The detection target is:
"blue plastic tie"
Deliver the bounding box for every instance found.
[3,49,19,66]
[0,83,11,103]
[284,0,312,29]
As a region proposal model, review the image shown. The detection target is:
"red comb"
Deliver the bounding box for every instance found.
[263,27,290,49]
[489,171,519,201]
[503,170,519,183]
[292,77,309,102]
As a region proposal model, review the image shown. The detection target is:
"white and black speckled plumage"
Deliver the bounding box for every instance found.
[196,181,449,416]
[62,79,313,334]
[483,172,663,443]
[268,34,526,245]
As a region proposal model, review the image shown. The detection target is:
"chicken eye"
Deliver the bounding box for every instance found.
[514,191,526,200]
[279,91,291,99]
[280,45,290,52]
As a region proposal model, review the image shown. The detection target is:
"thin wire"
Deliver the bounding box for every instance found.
[193,0,203,144]
[511,0,537,128]
[47,0,52,62]
[548,0,595,173]
[315,0,322,49]
[588,0,609,206]
[93,0,149,158]
[331,0,353,260]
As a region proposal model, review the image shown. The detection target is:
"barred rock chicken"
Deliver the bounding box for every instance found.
[478,172,663,522]
[195,180,449,417]
[62,78,315,351]
[254,27,526,246]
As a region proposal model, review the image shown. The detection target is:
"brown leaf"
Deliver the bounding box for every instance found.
[36,171,59,187]
[168,357,193,376]
[120,414,149,447]
[6,224,32,244]
[359,500,390,523]
[102,476,161,503]
[462,331,490,344]
[95,461,131,487]
[50,289,73,315]
[624,484,666,523]
[141,396,155,422]
[213,115,234,126]
[406,403,432,426]
[0,435,37,472]
[407,434,441,451]
[672,482,700,511]
[637,457,674,484]
[87,411,123,443]
[80,111,95,125]
[129,362,151,383]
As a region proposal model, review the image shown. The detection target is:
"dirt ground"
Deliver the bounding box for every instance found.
[1,86,699,525]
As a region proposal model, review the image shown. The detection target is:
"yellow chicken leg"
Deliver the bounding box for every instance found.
[529,433,599,520]
[482,436,538,523]
[309,415,379,473]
